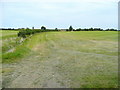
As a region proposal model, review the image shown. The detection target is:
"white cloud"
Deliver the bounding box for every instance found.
[1,0,118,29]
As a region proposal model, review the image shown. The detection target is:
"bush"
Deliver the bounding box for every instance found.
[17,29,59,38]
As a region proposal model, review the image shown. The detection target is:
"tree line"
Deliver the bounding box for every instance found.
[66,26,117,31]
[18,26,59,38]
[1,25,118,31]
[1,26,118,38]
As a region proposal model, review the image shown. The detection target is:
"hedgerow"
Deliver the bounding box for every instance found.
[18,29,59,38]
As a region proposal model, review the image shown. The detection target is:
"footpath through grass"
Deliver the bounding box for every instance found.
[2,31,118,88]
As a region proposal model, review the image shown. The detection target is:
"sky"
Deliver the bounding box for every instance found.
[119,1,120,30]
[0,0,119,29]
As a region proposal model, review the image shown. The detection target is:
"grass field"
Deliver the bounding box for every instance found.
[2,31,118,88]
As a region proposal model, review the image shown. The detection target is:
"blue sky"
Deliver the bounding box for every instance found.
[0,0,119,29]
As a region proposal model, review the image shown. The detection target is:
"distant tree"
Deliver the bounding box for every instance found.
[109,29,116,31]
[26,27,29,29]
[105,29,116,31]
[73,29,75,31]
[66,29,69,31]
[84,28,87,31]
[32,27,34,30]
[55,28,58,31]
[41,26,46,30]
[69,26,73,31]
[21,28,25,30]
[89,28,93,31]
[76,28,82,31]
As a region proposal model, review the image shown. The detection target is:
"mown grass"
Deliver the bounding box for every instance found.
[0,30,18,39]
[56,31,118,56]
[44,31,118,88]
[2,31,118,88]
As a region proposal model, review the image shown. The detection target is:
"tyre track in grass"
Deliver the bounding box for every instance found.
[2,32,118,88]
[2,32,70,88]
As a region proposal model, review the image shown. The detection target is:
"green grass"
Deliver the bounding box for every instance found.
[1,30,18,36]
[44,31,118,88]
[1,30,22,63]
[0,30,18,39]
[1,30,20,53]
[2,31,118,88]
[2,31,48,63]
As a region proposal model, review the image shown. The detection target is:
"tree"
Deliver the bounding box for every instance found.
[41,26,46,30]
[26,27,29,30]
[89,28,93,31]
[55,28,58,31]
[69,26,73,31]
[18,31,26,38]
[32,27,34,30]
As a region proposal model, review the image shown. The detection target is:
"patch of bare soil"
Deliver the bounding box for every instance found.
[2,39,70,88]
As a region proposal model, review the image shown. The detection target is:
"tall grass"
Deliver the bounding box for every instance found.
[2,32,48,63]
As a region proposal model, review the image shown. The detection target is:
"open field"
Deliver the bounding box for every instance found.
[0,30,19,39]
[0,30,19,88]
[2,31,118,88]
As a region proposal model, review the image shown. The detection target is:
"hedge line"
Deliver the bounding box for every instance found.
[18,29,59,38]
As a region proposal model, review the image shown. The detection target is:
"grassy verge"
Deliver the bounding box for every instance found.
[2,31,48,63]
[1,30,24,63]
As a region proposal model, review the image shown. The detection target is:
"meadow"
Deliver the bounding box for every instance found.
[1,30,118,88]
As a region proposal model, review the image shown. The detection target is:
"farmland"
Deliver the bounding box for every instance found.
[1,30,118,88]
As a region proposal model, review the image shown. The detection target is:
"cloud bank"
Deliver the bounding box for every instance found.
[1,0,118,29]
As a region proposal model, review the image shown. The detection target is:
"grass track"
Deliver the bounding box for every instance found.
[2,31,118,88]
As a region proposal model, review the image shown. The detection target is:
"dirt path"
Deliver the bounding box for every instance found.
[2,35,70,88]
[2,32,118,88]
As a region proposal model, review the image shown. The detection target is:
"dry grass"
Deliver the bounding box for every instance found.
[2,31,118,88]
